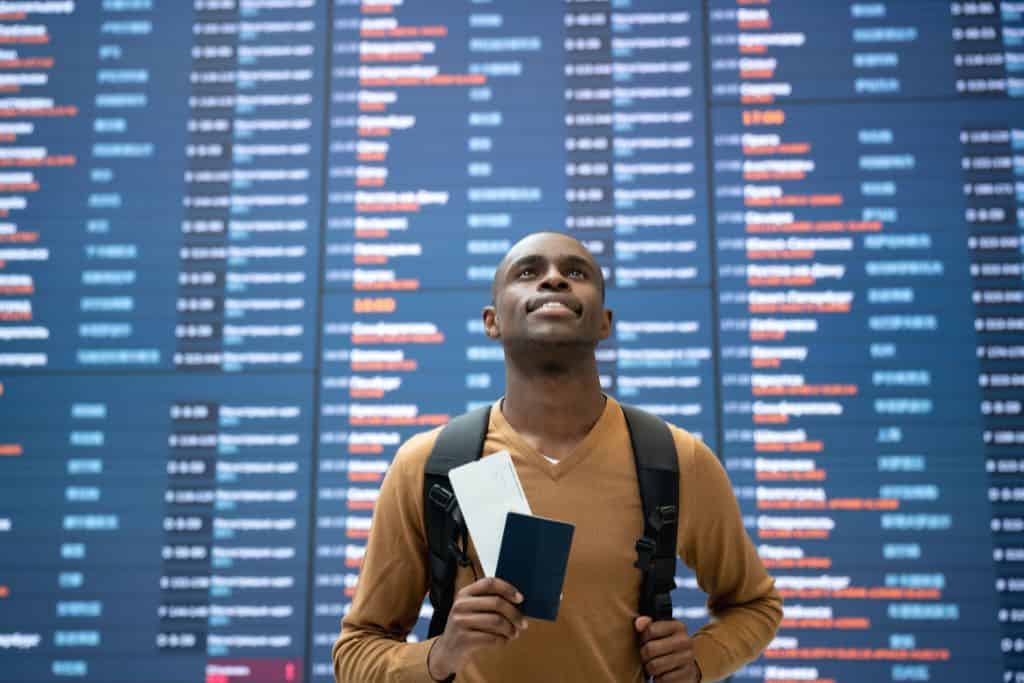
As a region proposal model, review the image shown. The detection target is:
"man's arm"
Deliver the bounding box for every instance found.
[332,431,528,683]
[678,436,784,682]
[332,432,439,683]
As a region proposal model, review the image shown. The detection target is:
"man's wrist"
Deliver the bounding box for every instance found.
[427,636,454,682]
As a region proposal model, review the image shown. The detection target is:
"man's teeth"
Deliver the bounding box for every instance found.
[540,301,571,311]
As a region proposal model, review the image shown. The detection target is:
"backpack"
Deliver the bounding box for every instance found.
[422,403,679,640]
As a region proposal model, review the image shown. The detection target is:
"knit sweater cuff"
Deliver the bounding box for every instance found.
[393,636,443,683]
[691,633,730,683]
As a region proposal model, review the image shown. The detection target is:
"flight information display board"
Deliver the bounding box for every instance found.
[0,1,1020,682]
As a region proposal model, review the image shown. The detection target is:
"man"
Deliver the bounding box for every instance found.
[334,232,782,682]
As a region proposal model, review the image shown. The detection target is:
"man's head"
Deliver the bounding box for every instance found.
[483,232,612,354]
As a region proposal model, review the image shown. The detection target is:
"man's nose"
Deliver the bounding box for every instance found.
[539,267,570,290]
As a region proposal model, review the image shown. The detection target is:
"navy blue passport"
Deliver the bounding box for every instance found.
[495,512,575,621]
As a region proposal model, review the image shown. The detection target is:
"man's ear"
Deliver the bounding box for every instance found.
[482,305,501,339]
[599,307,613,341]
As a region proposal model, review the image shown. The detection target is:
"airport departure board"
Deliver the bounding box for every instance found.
[0,1,1022,682]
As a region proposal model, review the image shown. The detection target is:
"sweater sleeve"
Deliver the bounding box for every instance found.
[677,436,783,682]
[332,431,441,683]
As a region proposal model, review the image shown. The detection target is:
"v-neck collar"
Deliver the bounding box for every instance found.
[490,395,616,481]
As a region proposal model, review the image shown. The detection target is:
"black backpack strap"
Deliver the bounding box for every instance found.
[622,404,679,622]
[423,405,491,640]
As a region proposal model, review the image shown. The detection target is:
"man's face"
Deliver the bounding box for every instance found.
[483,233,612,349]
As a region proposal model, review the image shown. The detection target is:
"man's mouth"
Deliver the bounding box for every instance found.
[526,295,582,316]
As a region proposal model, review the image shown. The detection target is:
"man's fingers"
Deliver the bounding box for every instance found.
[462,630,511,648]
[640,618,689,643]
[640,631,693,662]
[436,581,528,675]
[459,576,524,604]
[642,649,692,677]
[635,620,696,682]
[453,595,528,630]
[654,665,698,683]
[453,612,521,640]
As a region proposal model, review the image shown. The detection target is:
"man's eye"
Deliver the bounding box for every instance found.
[518,269,535,279]
[568,269,586,279]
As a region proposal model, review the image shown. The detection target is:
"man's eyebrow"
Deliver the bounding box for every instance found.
[562,254,597,272]
[503,252,597,279]
[505,254,544,275]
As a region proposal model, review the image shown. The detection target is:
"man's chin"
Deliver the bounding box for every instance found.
[509,333,597,351]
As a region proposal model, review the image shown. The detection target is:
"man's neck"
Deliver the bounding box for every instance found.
[500,349,606,458]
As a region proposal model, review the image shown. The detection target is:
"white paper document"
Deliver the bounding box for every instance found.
[448,450,532,577]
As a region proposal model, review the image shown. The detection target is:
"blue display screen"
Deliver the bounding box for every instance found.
[0,1,1021,682]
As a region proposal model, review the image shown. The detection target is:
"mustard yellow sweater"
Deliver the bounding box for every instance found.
[333,397,782,682]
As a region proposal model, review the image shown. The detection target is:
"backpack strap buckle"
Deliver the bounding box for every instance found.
[634,536,656,571]
[428,484,472,568]
[448,505,472,568]
[428,483,457,514]
[635,503,679,621]
[651,504,677,530]
[636,505,676,569]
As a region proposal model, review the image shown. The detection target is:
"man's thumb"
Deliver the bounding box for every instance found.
[634,616,652,632]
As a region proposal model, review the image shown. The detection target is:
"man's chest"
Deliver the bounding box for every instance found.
[514,460,647,612]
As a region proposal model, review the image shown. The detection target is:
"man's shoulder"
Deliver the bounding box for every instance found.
[391,424,445,472]
[611,399,711,472]
[392,403,499,472]
[657,417,717,475]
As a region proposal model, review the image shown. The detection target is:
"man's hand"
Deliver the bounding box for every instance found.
[427,577,528,681]
[634,616,701,682]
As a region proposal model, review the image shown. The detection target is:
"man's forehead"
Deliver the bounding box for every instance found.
[491,231,606,301]
[502,233,595,268]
